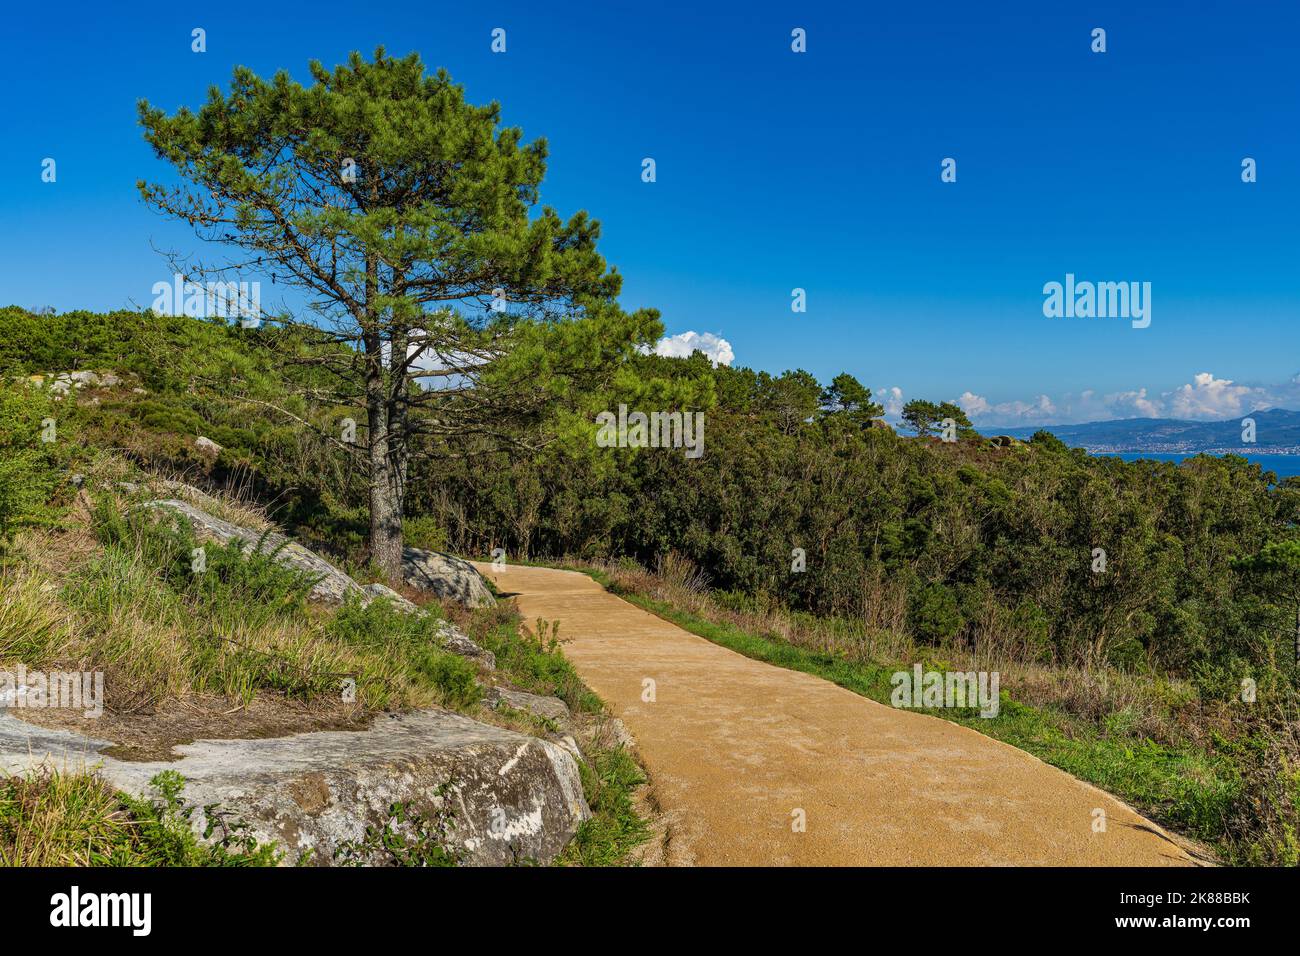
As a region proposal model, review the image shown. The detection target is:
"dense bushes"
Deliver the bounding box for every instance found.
[417,354,1300,684]
[6,305,1298,688]
[0,384,64,544]
[0,306,362,552]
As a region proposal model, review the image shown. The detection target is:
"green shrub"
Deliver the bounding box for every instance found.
[403,514,448,552]
[414,650,481,709]
[327,595,440,648]
[0,384,63,545]
[1005,599,1052,662]
[131,399,207,436]
[907,583,962,645]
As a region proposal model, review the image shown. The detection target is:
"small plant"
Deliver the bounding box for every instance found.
[334,790,462,867]
[117,770,282,866]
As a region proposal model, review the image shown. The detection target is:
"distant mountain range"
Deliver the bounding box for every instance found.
[999,408,1300,454]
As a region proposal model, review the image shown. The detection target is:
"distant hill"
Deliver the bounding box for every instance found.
[1000,408,1300,453]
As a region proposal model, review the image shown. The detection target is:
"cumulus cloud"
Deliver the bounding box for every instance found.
[1090,387,1160,419]
[952,371,1289,428]
[958,392,991,417]
[876,385,905,419]
[957,391,1056,422]
[1166,372,1263,419]
[652,330,734,367]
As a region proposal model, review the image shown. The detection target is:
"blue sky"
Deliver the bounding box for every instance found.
[2,0,1297,425]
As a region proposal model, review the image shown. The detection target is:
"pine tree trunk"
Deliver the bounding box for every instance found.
[367,378,404,580]
[362,249,403,580]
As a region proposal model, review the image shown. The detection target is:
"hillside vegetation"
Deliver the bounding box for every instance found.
[0,305,657,864]
[2,304,1298,864]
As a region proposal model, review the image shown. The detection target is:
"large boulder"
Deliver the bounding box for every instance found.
[403,548,496,608]
[143,500,365,606]
[0,709,589,866]
[122,479,223,512]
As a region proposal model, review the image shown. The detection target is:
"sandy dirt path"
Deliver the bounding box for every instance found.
[477,563,1197,867]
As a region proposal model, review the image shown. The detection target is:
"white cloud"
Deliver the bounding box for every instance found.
[1099,387,1162,419]
[1165,372,1263,419]
[952,371,1289,428]
[958,391,991,416]
[653,330,734,366]
[957,391,1055,422]
[876,385,905,419]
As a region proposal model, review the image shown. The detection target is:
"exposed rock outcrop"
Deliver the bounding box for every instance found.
[0,710,589,866]
[487,687,571,726]
[194,436,223,458]
[361,582,421,614]
[75,370,119,387]
[404,548,496,608]
[27,369,121,396]
[435,620,497,669]
[141,499,499,621]
[143,500,365,606]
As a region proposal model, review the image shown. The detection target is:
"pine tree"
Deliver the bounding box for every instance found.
[138,49,661,575]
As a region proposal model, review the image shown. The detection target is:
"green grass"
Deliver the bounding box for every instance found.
[23,494,489,712]
[0,769,279,866]
[325,597,481,710]
[561,743,650,866]
[470,608,602,716]
[581,566,1238,861]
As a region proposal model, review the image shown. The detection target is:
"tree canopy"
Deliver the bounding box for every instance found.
[137,49,678,573]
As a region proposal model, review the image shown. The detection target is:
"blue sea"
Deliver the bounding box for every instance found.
[1103,452,1300,479]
